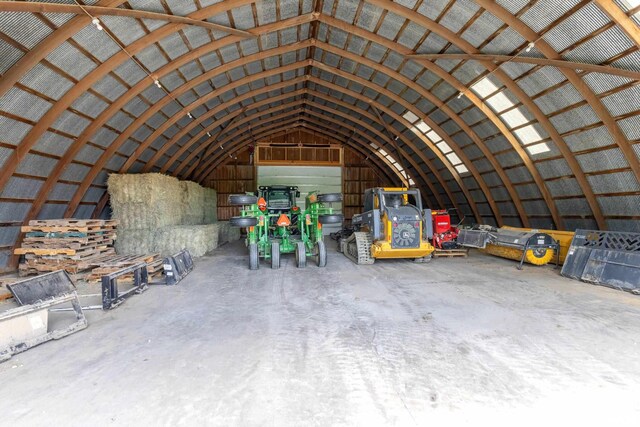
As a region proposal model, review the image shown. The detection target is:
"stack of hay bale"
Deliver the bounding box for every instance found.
[109,173,237,257]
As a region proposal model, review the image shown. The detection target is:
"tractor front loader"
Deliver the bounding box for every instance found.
[228,187,343,270]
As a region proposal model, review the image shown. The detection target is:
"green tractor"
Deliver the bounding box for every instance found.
[229,186,343,270]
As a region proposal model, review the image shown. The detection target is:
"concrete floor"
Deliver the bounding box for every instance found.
[1,240,640,426]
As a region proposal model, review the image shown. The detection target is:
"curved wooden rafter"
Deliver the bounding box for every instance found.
[406,53,640,81]
[200,112,415,186]
[232,123,397,185]
[2,0,637,253]
[91,122,401,220]
[592,0,640,49]
[0,0,258,98]
[58,51,490,222]
[472,0,640,216]
[214,125,395,187]
[15,10,536,231]
[186,99,454,213]
[0,1,255,37]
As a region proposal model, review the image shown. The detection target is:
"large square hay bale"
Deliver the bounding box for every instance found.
[108,173,183,229]
[180,181,206,225]
[203,187,218,223]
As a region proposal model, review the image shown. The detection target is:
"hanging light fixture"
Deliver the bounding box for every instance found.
[526,42,535,53]
[92,17,103,31]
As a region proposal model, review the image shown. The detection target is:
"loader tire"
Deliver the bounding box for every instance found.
[317,193,342,203]
[229,194,258,206]
[319,214,343,225]
[230,216,258,227]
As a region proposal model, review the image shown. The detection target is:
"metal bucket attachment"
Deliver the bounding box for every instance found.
[1,271,87,362]
[561,230,640,293]
[163,249,194,285]
[456,229,492,248]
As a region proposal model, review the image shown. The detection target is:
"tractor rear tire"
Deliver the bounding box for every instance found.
[229,194,258,206]
[230,216,258,227]
[315,240,327,267]
[271,242,280,269]
[319,214,343,224]
[317,193,342,203]
[295,242,307,268]
[249,243,259,270]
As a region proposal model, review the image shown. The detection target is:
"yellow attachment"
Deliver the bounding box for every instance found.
[371,240,435,259]
[481,244,555,266]
[500,226,575,264]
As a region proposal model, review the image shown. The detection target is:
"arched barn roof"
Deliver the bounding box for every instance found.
[0,0,639,270]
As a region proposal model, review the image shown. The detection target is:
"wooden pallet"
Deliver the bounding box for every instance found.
[27,219,118,227]
[433,248,469,258]
[85,254,163,282]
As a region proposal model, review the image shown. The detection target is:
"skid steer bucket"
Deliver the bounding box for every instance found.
[1,271,87,362]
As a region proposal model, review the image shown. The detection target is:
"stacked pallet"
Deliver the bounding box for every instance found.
[15,219,118,276]
[84,253,164,283]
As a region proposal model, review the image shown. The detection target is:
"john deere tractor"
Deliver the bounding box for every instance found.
[229,186,343,270]
[341,187,435,264]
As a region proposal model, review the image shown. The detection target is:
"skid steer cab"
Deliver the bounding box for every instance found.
[341,187,435,264]
[228,186,343,270]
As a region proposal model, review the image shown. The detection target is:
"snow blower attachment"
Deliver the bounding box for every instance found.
[457,226,560,269]
[228,186,343,269]
[340,188,435,265]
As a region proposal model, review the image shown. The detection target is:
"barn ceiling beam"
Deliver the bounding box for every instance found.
[204,120,402,185]
[406,53,640,81]
[0,0,258,98]
[592,0,640,49]
[190,97,452,212]
[191,100,464,217]
[473,0,639,227]
[198,110,417,191]
[0,1,255,37]
[91,120,403,220]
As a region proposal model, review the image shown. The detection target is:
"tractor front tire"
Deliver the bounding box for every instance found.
[249,243,259,270]
[315,240,327,267]
[319,214,343,225]
[229,194,258,206]
[317,193,342,203]
[295,242,307,268]
[271,242,280,269]
[230,216,258,227]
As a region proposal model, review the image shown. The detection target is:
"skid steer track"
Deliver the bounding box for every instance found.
[342,232,374,265]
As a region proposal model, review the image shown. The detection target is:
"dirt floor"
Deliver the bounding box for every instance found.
[1,240,640,426]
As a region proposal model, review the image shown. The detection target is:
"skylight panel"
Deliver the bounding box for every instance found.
[526,142,551,155]
[455,164,469,174]
[486,92,514,113]
[403,111,419,123]
[471,76,499,98]
[379,148,388,156]
[436,141,452,154]
[409,178,415,185]
[446,152,462,165]
[514,125,543,144]
[426,130,441,143]
[415,120,431,134]
[501,108,529,128]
